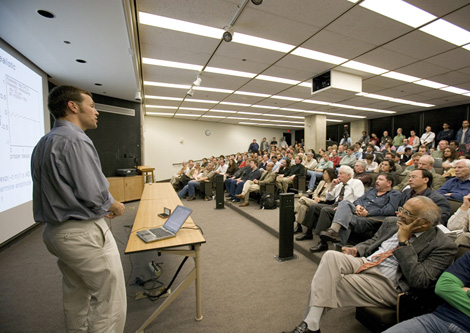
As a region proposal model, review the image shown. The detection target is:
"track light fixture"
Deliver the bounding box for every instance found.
[223,26,234,42]
[186,87,194,97]
[193,74,202,86]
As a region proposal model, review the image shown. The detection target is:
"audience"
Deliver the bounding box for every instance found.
[438,159,470,201]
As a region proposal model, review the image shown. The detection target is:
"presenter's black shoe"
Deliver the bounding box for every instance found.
[309,242,328,253]
[283,321,320,333]
[320,228,341,243]
[295,233,313,241]
[294,223,303,234]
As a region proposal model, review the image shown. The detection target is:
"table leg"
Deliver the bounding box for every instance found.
[194,244,203,321]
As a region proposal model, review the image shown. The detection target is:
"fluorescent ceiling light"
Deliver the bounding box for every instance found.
[420,19,470,46]
[174,113,200,117]
[440,86,470,94]
[353,106,396,114]
[205,66,256,78]
[209,109,237,113]
[146,105,178,109]
[249,118,270,122]
[139,12,222,39]
[238,111,262,115]
[299,82,312,88]
[303,99,330,105]
[142,58,203,71]
[382,71,420,82]
[329,103,353,108]
[291,48,347,65]
[256,75,301,85]
[289,121,305,124]
[269,119,290,123]
[262,114,285,117]
[146,112,174,116]
[184,98,218,104]
[234,91,271,98]
[285,115,305,119]
[327,119,343,122]
[341,60,388,75]
[145,95,182,101]
[271,95,303,102]
[301,110,366,119]
[359,0,436,28]
[413,79,447,89]
[194,86,234,93]
[239,122,272,126]
[464,44,470,51]
[227,116,247,119]
[358,92,433,107]
[232,32,295,53]
[179,107,208,111]
[201,115,225,118]
[280,107,307,112]
[408,101,434,108]
[251,105,280,109]
[144,81,190,89]
[220,101,251,107]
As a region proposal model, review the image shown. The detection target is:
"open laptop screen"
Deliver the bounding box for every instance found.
[163,205,192,233]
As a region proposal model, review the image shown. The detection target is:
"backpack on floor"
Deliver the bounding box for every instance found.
[259,192,277,210]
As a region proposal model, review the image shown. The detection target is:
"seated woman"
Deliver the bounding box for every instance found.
[374,158,397,184]
[294,168,336,233]
[225,158,238,178]
[306,151,334,192]
[276,158,290,175]
[364,153,378,172]
[442,146,459,178]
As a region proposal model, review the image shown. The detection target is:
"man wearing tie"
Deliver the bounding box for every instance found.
[284,197,457,333]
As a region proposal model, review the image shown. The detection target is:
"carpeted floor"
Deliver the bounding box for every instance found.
[0,193,371,333]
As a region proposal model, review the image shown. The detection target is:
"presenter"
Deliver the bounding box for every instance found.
[31,85,126,332]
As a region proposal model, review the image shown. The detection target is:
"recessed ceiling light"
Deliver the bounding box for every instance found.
[144,81,190,89]
[220,101,251,107]
[201,115,226,118]
[234,91,271,98]
[146,112,174,116]
[271,95,303,102]
[256,75,300,85]
[232,32,295,53]
[64,41,71,44]
[291,48,347,65]
[194,86,234,93]
[327,119,343,122]
[238,111,262,115]
[143,58,203,71]
[180,107,209,111]
[184,98,218,104]
[381,71,420,82]
[420,19,470,46]
[359,0,436,28]
[94,83,102,86]
[413,79,447,89]
[146,105,178,109]
[37,10,55,18]
[145,95,182,101]
[175,113,200,117]
[252,105,280,109]
[205,67,256,78]
[440,86,470,94]
[341,60,388,75]
[76,59,86,63]
[208,109,237,113]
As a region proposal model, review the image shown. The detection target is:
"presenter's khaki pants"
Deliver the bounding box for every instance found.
[43,218,126,333]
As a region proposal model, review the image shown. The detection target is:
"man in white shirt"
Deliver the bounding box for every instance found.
[420,126,436,149]
[396,138,413,156]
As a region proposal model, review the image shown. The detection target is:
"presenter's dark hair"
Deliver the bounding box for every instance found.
[48,85,92,119]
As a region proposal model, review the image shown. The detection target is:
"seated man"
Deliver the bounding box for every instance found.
[284,197,457,333]
[438,159,470,201]
[276,155,306,193]
[395,138,412,157]
[302,152,318,175]
[316,173,401,251]
[353,160,372,188]
[295,166,364,241]
[339,147,357,168]
[236,162,276,207]
[306,151,333,193]
[228,159,261,202]
[177,163,215,200]
[170,160,188,188]
[225,164,251,197]
[394,155,445,191]
[384,252,470,333]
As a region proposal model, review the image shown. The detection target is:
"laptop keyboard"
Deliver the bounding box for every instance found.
[149,227,173,238]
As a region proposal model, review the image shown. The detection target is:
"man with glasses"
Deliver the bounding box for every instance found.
[394,155,445,192]
[283,197,457,333]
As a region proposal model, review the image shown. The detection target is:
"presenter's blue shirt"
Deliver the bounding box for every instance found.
[31,120,113,223]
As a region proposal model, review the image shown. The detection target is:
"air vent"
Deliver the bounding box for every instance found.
[95,103,135,116]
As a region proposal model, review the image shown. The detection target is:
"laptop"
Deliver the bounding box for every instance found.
[137,205,193,243]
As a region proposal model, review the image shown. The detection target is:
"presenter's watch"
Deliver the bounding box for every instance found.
[398,240,411,247]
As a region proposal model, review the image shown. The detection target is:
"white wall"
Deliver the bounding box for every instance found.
[143,116,284,181]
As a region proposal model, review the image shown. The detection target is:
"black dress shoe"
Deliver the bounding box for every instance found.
[295,233,313,241]
[320,228,341,243]
[283,321,320,333]
[294,223,303,234]
[309,242,328,253]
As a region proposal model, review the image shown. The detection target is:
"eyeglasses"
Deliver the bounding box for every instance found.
[397,206,417,219]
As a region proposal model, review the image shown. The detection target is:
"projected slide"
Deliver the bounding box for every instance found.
[0,47,44,213]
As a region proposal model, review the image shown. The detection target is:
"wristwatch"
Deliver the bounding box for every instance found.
[398,240,411,247]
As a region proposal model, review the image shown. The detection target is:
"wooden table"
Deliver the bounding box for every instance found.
[125,183,206,332]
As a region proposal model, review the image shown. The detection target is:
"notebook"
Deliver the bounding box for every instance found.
[137,205,193,243]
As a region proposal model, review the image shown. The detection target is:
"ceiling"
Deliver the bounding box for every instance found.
[2,0,470,129]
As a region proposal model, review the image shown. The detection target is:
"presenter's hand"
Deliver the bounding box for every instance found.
[107,201,125,219]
